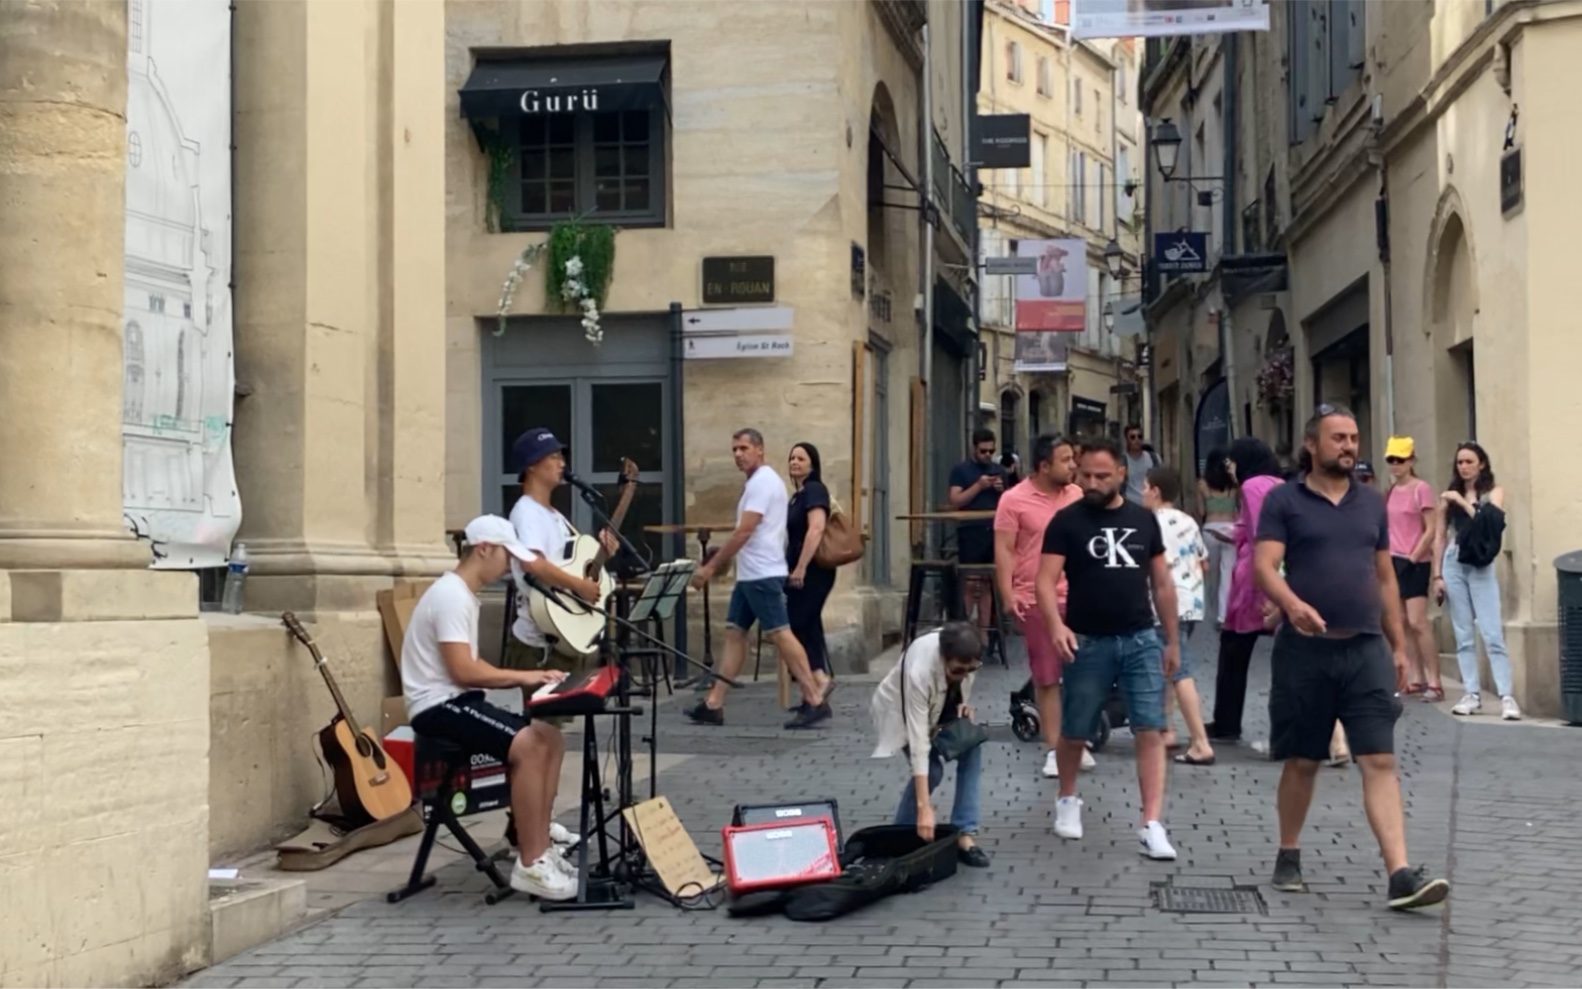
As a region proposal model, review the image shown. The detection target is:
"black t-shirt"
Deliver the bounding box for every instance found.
[786,480,831,566]
[949,459,1006,563]
[1256,478,1390,634]
[1040,497,1165,636]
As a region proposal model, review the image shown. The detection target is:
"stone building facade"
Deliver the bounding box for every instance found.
[976,0,1147,457]
[0,1,982,984]
[1142,0,1582,716]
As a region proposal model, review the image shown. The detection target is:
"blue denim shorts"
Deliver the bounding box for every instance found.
[1169,620,1197,684]
[1061,627,1167,738]
[726,577,790,634]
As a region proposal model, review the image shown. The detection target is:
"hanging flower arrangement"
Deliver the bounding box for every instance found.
[1255,347,1295,408]
[492,220,617,344]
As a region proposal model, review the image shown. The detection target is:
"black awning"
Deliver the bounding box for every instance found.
[459,54,667,119]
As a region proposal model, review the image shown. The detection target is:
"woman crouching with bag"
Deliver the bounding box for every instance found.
[869,622,990,867]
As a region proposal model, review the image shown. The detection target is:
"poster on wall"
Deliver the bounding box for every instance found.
[1071,0,1270,40]
[121,0,240,568]
[1012,237,1085,374]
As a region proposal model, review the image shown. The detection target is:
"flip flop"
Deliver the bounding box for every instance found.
[1422,685,1445,703]
[1174,753,1216,766]
[1403,682,1428,696]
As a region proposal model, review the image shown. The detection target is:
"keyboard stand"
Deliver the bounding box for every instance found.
[540,708,637,913]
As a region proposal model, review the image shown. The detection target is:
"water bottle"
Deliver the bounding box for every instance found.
[221,542,250,615]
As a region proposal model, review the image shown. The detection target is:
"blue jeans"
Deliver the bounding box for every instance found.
[1062,627,1167,738]
[725,577,790,634]
[1441,543,1513,697]
[893,742,982,836]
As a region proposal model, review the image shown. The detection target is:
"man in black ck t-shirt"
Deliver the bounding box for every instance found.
[1034,437,1181,860]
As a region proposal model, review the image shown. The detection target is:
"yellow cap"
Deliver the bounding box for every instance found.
[1385,436,1415,460]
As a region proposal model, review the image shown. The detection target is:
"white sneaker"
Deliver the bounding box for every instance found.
[1054,796,1084,839]
[1139,820,1177,860]
[1452,693,1482,716]
[510,852,577,900]
[549,822,581,847]
[1081,747,1097,771]
[1042,750,1060,778]
[1501,695,1522,721]
[551,845,580,877]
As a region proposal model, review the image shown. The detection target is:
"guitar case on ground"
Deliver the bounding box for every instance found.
[726,824,960,922]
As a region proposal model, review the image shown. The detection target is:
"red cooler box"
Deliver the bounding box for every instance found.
[384,725,510,820]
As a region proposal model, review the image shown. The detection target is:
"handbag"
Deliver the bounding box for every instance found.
[814,495,866,570]
[899,639,986,764]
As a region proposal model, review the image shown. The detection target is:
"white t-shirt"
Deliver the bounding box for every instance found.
[509,496,575,646]
[735,465,789,582]
[401,572,480,719]
[1155,506,1208,622]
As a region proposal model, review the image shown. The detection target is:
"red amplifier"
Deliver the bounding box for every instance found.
[721,816,842,895]
[384,725,509,820]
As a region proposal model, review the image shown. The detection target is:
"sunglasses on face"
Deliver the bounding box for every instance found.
[977,446,995,456]
[1385,456,1407,465]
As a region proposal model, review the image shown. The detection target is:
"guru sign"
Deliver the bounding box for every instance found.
[519,88,601,114]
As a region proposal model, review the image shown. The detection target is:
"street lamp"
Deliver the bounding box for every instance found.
[1103,300,1116,332]
[1152,117,1183,180]
[1103,239,1125,280]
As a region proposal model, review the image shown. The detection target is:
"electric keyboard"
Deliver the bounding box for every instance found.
[527,664,623,718]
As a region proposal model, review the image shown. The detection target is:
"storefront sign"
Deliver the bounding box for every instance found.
[519,88,600,114]
[1154,232,1208,274]
[975,114,1031,169]
[702,256,775,305]
[985,255,1038,276]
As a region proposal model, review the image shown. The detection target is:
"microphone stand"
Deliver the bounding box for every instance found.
[564,474,652,573]
[519,569,730,902]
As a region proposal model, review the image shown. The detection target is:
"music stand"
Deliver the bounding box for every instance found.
[628,559,696,625]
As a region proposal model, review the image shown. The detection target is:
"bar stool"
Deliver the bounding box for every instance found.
[955,562,1010,666]
[903,559,961,645]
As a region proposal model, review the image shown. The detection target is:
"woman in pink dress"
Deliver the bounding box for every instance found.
[1206,437,1284,742]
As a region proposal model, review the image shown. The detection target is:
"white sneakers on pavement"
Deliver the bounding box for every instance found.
[1041,748,1099,778]
[1138,821,1177,860]
[1451,693,1482,716]
[1501,695,1522,720]
[1054,796,1084,838]
[550,821,581,847]
[510,851,577,900]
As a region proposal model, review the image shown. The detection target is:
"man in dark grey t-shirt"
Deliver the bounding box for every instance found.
[1254,404,1449,913]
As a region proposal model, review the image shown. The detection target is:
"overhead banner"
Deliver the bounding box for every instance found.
[1014,238,1087,331]
[1013,332,1070,374]
[1072,0,1270,40]
[122,0,240,568]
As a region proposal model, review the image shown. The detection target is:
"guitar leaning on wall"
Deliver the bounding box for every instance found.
[526,456,641,659]
[281,611,413,824]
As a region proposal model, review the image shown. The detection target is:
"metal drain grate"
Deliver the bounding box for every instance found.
[1152,884,1267,915]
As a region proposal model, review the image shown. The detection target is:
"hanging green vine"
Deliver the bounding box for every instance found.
[545,221,617,311]
[480,127,514,233]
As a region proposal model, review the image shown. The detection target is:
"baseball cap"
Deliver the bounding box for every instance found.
[512,427,565,472]
[1384,436,1415,460]
[1354,461,1376,479]
[462,515,532,561]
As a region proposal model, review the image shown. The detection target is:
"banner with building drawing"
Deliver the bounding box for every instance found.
[1013,238,1085,373]
[121,0,240,568]
[1071,0,1270,40]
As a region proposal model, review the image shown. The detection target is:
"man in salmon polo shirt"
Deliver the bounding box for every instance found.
[995,433,1095,778]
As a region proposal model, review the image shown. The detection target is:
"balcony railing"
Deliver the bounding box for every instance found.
[932,129,978,250]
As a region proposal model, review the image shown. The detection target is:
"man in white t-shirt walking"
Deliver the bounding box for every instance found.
[401,515,577,901]
[687,428,830,729]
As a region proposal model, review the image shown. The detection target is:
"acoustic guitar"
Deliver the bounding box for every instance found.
[526,457,641,658]
[281,611,413,823]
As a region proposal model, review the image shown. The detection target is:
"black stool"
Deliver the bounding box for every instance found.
[955,562,1010,666]
[904,560,961,645]
[387,735,516,906]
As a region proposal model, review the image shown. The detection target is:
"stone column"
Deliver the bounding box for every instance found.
[0,0,150,571]
[232,0,450,612]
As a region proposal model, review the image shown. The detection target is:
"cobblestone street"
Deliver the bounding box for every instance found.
[188,627,1582,988]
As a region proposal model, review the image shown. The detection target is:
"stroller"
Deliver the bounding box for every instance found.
[1009,678,1128,752]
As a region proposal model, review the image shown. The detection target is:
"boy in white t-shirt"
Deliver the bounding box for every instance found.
[401,515,577,901]
[1143,466,1216,767]
[687,427,829,729]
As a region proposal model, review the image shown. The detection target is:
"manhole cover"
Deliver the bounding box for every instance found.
[1152,884,1267,915]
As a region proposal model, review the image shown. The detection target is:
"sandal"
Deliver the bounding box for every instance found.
[1175,752,1216,766]
[1422,685,1445,703]
[1402,682,1428,696]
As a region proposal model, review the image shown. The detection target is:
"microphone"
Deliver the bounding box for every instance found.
[562,468,605,502]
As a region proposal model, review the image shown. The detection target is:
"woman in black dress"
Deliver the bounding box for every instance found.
[786,441,837,702]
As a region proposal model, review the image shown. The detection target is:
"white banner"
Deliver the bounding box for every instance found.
[122,0,239,568]
[1071,0,1270,40]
